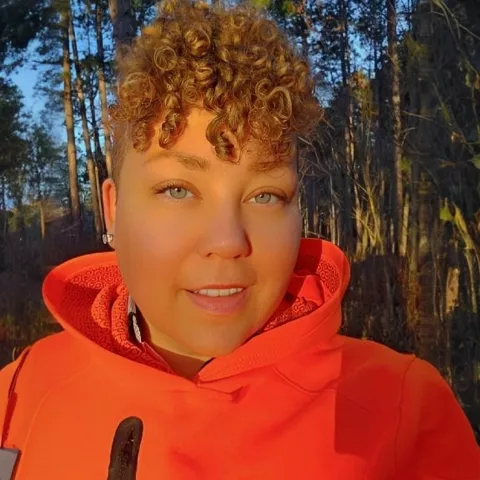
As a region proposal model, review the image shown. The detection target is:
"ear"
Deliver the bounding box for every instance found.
[102,178,117,249]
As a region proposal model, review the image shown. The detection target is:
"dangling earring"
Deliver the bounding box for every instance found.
[102,232,114,245]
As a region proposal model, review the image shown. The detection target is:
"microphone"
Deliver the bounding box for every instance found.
[107,416,144,480]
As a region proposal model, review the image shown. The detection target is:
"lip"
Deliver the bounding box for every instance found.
[185,288,249,316]
[190,284,247,290]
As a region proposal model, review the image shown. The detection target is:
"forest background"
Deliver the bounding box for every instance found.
[1,0,479,438]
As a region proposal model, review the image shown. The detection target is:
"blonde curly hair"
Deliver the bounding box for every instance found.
[109,0,322,182]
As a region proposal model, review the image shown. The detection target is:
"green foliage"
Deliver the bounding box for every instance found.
[250,0,271,10]
[439,101,453,127]
[0,73,67,234]
[0,79,27,173]
[405,34,428,62]
[0,0,54,69]
[469,154,480,170]
[440,202,455,223]
[25,121,68,204]
[401,156,412,174]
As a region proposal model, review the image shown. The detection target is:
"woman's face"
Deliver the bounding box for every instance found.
[103,108,302,360]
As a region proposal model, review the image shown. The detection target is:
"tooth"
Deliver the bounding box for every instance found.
[193,288,244,297]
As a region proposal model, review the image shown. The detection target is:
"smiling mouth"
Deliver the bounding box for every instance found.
[191,287,245,297]
[185,288,249,315]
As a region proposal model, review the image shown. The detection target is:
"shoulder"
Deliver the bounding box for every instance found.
[338,336,473,430]
[341,335,415,367]
[309,337,480,476]
[337,336,421,412]
[0,332,91,449]
[340,335,453,396]
[0,331,91,407]
[340,335,417,379]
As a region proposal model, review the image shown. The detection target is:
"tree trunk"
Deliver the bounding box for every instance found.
[87,158,103,237]
[338,0,354,252]
[329,173,338,245]
[39,200,46,240]
[401,191,410,256]
[444,255,459,383]
[0,177,6,270]
[387,0,404,256]
[95,162,104,229]
[95,0,113,178]
[108,0,136,57]
[85,38,104,169]
[69,10,103,239]
[464,249,478,314]
[375,70,389,250]
[416,176,438,365]
[445,266,460,316]
[305,160,316,237]
[61,9,81,228]
[89,77,105,182]
[408,4,438,366]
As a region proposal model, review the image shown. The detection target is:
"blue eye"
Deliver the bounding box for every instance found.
[255,193,274,204]
[156,184,194,200]
[166,187,191,199]
[249,192,284,204]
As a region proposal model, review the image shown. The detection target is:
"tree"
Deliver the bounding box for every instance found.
[60,6,82,227]
[25,122,67,239]
[387,0,404,255]
[69,4,103,237]
[94,0,114,178]
[108,0,136,56]
[0,0,52,68]
[0,79,26,177]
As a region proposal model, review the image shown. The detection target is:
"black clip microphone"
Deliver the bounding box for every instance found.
[107,416,144,480]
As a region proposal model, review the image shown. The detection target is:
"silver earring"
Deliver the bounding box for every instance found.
[102,232,114,245]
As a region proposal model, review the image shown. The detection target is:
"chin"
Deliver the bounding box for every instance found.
[187,332,252,359]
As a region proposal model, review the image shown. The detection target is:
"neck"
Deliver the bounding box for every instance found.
[151,346,208,379]
[138,313,211,379]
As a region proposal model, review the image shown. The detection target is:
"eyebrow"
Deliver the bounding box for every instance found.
[144,151,292,173]
[145,151,210,171]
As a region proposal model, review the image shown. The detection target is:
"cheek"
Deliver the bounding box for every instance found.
[113,198,198,284]
[251,206,302,281]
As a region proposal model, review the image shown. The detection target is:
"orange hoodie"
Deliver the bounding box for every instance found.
[0,238,478,479]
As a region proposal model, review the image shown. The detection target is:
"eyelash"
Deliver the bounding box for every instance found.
[153,181,289,204]
[154,181,193,198]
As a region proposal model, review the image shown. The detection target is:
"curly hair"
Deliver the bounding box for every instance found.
[109,0,322,182]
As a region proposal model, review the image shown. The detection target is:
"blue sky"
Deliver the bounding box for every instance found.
[11,58,65,141]
[11,66,45,116]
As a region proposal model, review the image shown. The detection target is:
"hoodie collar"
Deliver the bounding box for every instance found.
[42,238,350,385]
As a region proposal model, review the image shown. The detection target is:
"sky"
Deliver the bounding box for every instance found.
[11,66,45,116]
[11,58,65,142]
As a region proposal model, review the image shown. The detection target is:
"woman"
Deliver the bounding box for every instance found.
[0,1,478,478]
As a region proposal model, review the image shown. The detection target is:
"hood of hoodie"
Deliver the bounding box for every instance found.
[42,238,350,384]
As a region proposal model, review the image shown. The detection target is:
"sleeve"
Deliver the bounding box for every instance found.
[395,357,480,479]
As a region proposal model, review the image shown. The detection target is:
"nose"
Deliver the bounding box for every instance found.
[197,206,251,259]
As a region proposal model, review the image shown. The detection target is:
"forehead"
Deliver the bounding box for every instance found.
[142,108,297,170]
[143,149,296,175]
